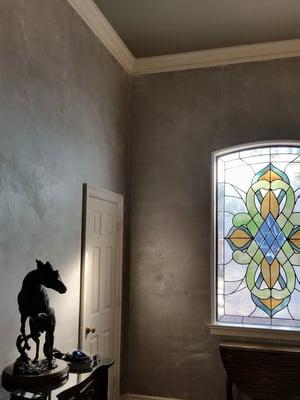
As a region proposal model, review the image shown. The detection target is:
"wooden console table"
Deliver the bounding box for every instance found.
[1,358,114,400]
[220,342,300,400]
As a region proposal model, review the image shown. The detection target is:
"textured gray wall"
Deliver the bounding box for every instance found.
[129,58,300,400]
[2,2,300,398]
[0,0,129,371]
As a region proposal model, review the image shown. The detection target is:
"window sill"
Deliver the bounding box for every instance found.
[209,323,300,342]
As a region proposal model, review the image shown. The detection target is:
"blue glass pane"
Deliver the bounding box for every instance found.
[266,214,276,229]
[255,231,264,246]
[276,231,286,246]
[265,231,276,246]
[270,222,281,236]
[259,221,270,237]
[270,240,281,256]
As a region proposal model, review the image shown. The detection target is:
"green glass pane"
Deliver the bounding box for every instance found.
[233,250,251,264]
[253,213,263,227]
[253,249,263,264]
[233,213,251,227]
[247,241,259,257]
[290,213,300,225]
[277,213,287,228]
[276,250,288,265]
[247,220,259,235]
[283,220,293,236]
[281,241,294,258]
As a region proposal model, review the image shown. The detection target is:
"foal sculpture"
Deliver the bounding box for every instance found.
[15,259,67,373]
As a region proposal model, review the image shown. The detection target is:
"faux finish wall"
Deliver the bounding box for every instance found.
[129,58,300,400]
[0,0,129,370]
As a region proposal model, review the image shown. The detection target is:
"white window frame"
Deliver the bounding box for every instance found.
[210,140,300,341]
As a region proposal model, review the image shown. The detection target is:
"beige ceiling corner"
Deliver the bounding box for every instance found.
[67,0,135,72]
[67,0,300,75]
[134,38,300,75]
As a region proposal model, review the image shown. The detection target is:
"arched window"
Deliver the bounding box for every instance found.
[213,143,300,332]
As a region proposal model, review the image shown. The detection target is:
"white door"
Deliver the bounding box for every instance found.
[79,185,123,400]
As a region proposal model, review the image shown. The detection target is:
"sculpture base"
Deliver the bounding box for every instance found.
[2,359,69,389]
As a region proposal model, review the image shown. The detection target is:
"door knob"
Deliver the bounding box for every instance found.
[85,325,96,335]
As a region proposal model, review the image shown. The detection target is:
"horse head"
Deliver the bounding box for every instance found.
[36,259,67,294]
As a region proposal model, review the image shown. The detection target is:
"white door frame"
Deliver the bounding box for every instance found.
[79,183,124,398]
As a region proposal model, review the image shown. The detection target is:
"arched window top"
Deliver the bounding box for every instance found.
[212,142,300,335]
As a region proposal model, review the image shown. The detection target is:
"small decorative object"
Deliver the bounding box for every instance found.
[53,349,94,372]
[2,260,69,388]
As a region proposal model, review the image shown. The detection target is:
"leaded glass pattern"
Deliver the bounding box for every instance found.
[215,145,300,329]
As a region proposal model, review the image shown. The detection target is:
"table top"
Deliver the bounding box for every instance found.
[0,358,113,400]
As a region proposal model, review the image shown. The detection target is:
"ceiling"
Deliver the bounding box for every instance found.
[93,0,300,58]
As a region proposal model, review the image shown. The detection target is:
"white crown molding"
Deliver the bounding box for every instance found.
[133,38,300,75]
[121,394,182,400]
[209,324,300,342]
[67,1,300,75]
[67,0,135,73]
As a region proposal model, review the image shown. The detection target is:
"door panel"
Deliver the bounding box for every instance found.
[80,187,123,400]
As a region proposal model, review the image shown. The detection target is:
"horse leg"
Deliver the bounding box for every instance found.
[20,314,26,336]
[32,336,40,363]
[16,334,29,360]
[31,334,40,363]
[20,314,31,351]
[44,308,56,367]
[44,330,54,366]
[30,315,44,363]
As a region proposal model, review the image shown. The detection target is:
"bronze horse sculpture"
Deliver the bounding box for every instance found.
[16,260,67,370]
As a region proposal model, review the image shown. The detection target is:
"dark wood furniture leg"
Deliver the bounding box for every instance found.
[96,367,108,400]
[57,361,114,400]
[226,375,233,400]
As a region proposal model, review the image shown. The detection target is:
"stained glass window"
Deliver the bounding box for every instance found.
[214,144,300,330]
